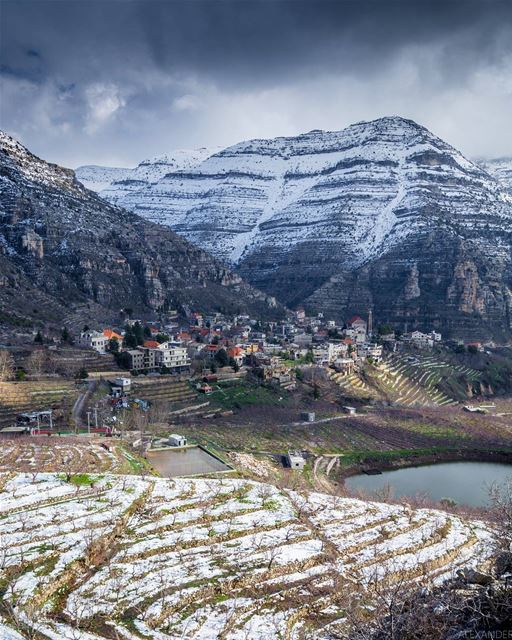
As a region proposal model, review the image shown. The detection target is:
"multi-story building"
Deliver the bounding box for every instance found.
[126,349,145,371]
[78,330,109,354]
[126,342,190,373]
[154,342,191,373]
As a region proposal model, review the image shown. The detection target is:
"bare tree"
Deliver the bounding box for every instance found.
[27,349,47,377]
[489,477,512,548]
[0,349,14,381]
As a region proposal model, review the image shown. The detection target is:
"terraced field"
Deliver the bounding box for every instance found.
[328,353,482,407]
[0,380,78,430]
[370,356,458,407]
[0,473,494,639]
[49,347,120,376]
[0,438,141,474]
[327,370,375,399]
[131,378,197,406]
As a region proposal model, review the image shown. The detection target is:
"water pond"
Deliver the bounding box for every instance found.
[344,461,512,507]
[147,446,232,477]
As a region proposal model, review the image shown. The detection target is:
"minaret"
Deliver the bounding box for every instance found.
[368,308,373,338]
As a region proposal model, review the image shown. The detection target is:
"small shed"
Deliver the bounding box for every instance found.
[286,451,305,470]
[114,377,131,390]
[110,377,131,397]
[300,411,315,423]
[343,406,357,416]
[169,434,187,447]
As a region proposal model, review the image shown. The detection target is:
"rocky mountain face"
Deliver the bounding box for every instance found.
[92,117,512,339]
[476,157,512,195]
[0,132,280,331]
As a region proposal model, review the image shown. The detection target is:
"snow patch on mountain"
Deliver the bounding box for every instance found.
[75,165,131,192]
[477,157,512,194]
[89,147,221,204]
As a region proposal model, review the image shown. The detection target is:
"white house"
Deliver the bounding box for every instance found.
[78,330,108,354]
[153,342,191,373]
[410,331,434,349]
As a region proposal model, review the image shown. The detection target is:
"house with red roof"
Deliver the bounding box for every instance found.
[227,346,245,366]
[103,329,123,342]
[347,315,367,330]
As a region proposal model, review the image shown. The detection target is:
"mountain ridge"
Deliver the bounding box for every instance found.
[76,146,221,203]
[82,116,512,339]
[0,131,281,332]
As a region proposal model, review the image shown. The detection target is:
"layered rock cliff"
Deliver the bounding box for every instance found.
[90,117,512,339]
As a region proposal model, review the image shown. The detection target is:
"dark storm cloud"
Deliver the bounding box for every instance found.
[3,0,511,85]
[1,0,511,166]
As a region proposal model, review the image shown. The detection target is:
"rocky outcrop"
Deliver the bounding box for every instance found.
[0,131,284,329]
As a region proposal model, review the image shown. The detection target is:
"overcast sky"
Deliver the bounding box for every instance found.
[1,0,511,168]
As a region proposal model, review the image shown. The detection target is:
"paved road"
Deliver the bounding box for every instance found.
[71,380,97,428]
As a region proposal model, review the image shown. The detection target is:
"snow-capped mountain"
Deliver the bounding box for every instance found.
[100,117,511,265]
[74,165,131,192]
[476,157,512,195]
[76,147,220,201]
[92,116,512,339]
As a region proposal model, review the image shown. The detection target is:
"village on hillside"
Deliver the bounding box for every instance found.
[0,305,511,640]
[1,302,509,474]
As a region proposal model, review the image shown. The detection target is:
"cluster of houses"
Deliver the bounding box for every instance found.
[76,307,451,385]
[78,329,191,375]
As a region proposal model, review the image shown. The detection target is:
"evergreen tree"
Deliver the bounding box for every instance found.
[34,330,43,344]
[115,351,131,370]
[109,337,120,353]
[378,323,394,336]
[123,327,138,349]
[215,348,229,367]
[133,322,145,345]
[61,327,70,343]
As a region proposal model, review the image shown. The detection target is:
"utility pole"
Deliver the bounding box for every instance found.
[86,411,91,434]
[94,405,98,429]
[139,412,146,456]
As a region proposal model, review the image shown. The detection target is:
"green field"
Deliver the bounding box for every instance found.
[207,380,290,411]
